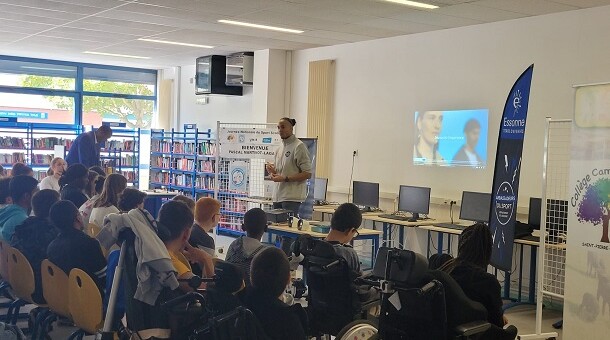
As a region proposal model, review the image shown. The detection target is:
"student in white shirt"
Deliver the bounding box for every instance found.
[89,174,127,227]
[39,157,67,191]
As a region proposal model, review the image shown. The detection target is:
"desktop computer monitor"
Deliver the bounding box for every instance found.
[353,181,379,210]
[459,191,491,223]
[398,185,431,221]
[313,178,328,201]
[528,197,542,229]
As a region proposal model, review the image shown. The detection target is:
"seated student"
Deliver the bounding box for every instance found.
[11,162,34,177]
[244,247,308,340]
[79,170,106,225]
[0,177,12,208]
[11,189,60,304]
[189,197,221,257]
[438,223,517,335]
[59,164,89,208]
[225,208,267,283]
[47,200,108,294]
[157,201,214,292]
[0,175,39,241]
[39,157,67,191]
[118,188,147,212]
[86,170,101,199]
[172,195,210,277]
[325,203,362,272]
[89,174,127,226]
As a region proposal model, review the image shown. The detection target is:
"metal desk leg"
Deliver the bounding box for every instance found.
[427,231,431,258]
[373,235,379,264]
[517,243,524,302]
[529,245,537,304]
[437,232,444,255]
[398,224,404,249]
[383,222,389,247]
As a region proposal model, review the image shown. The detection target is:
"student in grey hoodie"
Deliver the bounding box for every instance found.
[225,208,268,285]
[0,175,39,241]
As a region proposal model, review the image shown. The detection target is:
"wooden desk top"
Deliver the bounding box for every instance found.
[235,197,273,205]
[313,205,340,213]
[268,223,382,238]
[364,215,445,227]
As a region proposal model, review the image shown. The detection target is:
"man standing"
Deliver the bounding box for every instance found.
[66,125,113,168]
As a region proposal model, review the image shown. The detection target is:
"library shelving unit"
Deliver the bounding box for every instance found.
[99,127,141,186]
[149,126,215,198]
[0,122,82,180]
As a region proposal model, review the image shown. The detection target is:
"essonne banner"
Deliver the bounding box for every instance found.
[489,65,534,271]
[218,127,281,160]
[563,83,610,338]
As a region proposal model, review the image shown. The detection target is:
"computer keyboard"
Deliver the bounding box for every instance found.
[378,214,413,222]
[435,223,466,230]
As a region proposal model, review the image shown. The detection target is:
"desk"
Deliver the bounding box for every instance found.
[235,197,273,208]
[266,223,383,269]
[364,215,448,249]
[313,205,339,220]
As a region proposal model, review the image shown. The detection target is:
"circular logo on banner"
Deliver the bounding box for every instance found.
[231,168,246,188]
[494,182,516,225]
[285,151,291,157]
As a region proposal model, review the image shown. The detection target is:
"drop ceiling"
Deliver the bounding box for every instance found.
[0,0,608,68]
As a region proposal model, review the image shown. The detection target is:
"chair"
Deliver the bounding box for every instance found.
[68,268,103,339]
[39,260,71,338]
[6,246,48,335]
[294,235,379,336]
[0,240,10,289]
[352,247,492,340]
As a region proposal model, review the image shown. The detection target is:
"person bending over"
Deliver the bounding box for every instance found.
[11,189,60,304]
[438,223,513,330]
[47,200,107,295]
[226,208,267,285]
[157,201,214,292]
[244,247,308,340]
[59,164,89,208]
[89,174,127,226]
[0,175,39,241]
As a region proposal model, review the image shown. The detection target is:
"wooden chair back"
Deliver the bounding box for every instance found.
[68,268,103,334]
[41,259,71,319]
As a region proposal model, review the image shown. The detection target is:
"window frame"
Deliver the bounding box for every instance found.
[0,54,157,127]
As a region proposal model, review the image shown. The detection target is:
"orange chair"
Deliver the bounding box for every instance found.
[39,259,71,338]
[68,268,104,339]
[6,247,46,331]
[87,223,101,238]
[0,240,10,286]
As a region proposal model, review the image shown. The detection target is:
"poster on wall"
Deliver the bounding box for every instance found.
[298,138,318,220]
[489,65,534,271]
[563,83,610,338]
[228,161,248,192]
[219,127,281,160]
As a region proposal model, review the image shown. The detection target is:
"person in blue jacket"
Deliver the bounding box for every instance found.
[65,125,113,168]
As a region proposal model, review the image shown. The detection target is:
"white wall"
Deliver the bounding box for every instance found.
[177,64,262,131]
[290,5,610,208]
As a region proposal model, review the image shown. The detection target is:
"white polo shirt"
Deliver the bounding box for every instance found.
[273,135,312,202]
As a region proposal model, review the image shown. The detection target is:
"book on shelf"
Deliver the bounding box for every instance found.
[106,140,136,151]
[0,153,26,164]
[31,154,52,165]
[0,137,25,148]
[32,137,73,150]
[151,140,171,153]
[198,160,215,172]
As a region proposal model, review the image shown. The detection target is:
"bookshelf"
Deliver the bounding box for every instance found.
[0,122,81,180]
[149,126,215,198]
[98,126,140,186]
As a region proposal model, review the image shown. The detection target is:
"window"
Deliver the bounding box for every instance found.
[0,92,76,125]
[0,59,76,90]
[0,56,157,128]
[83,96,154,128]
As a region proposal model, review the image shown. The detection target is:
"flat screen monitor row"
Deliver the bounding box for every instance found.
[313,178,543,227]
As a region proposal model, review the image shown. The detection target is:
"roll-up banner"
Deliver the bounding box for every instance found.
[563,82,610,338]
[489,65,534,271]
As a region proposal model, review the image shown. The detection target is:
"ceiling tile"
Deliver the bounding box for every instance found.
[548,0,610,7]
[0,19,55,34]
[334,23,409,38]
[0,11,71,26]
[433,3,527,22]
[41,26,143,44]
[232,10,346,31]
[72,16,178,33]
[17,35,102,50]
[0,31,31,43]
[262,2,375,25]
[118,3,220,22]
[0,0,114,15]
[387,10,482,28]
[358,17,443,33]
[302,30,376,42]
[473,0,579,15]
[0,3,89,20]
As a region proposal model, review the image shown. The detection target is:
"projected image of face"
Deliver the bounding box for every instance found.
[413,109,488,168]
[414,111,444,164]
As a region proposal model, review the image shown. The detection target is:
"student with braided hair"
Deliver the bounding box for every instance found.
[439,223,514,332]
